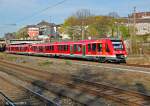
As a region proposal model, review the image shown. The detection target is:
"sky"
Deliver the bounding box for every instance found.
[0,0,150,37]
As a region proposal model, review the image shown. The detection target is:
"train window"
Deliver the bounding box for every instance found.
[51,46,53,51]
[52,46,54,51]
[62,45,65,51]
[92,43,96,51]
[39,46,43,52]
[111,40,124,50]
[36,46,38,51]
[59,45,61,51]
[45,46,49,51]
[88,44,91,51]
[25,47,27,51]
[64,45,67,51]
[32,46,34,51]
[77,45,81,52]
[64,45,66,51]
[106,44,110,52]
[50,46,51,51]
[63,45,65,51]
[31,46,35,51]
[67,46,68,51]
[97,43,102,52]
[16,47,18,51]
[58,45,61,51]
[49,46,51,51]
[74,45,77,52]
[20,47,22,51]
[67,45,68,51]
[60,45,63,51]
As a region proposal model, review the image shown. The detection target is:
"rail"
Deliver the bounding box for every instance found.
[0,92,16,106]
[0,60,150,105]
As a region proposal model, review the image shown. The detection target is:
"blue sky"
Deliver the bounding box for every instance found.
[0,0,150,36]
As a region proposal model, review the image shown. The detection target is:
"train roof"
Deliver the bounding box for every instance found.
[8,38,122,46]
[32,38,115,45]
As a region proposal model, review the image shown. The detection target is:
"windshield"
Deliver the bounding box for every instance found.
[111,40,124,50]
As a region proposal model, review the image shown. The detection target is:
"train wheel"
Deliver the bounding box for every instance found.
[99,57,106,63]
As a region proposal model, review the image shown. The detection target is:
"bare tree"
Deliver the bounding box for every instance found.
[108,12,120,18]
[73,9,94,40]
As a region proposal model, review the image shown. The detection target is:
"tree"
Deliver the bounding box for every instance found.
[108,12,120,18]
[4,32,16,40]
[73,9,94,26]
[62,10,128,40]
[16,27,29,39]
[119,25,130,39]
[63,9,94,40]
[87,16,113,38]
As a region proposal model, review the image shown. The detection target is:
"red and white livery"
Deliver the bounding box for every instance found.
[6,38,127,63]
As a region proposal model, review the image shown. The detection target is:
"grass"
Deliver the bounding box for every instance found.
[65,60,72,65]
[127,55,150,65]
[38,60,53,66]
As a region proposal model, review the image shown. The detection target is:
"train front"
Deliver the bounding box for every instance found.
[110,39,127,63]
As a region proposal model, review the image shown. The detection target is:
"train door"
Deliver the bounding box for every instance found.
[97,43,103,55]
[70,45,73,55]
[91,43,97,55]
[73,44,82,55]
[82,44,86,56]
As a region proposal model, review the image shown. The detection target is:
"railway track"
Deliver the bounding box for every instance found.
[15,53,150,68]
[0,72,59,106]
[9,53,150,73]
[0,60,150,106]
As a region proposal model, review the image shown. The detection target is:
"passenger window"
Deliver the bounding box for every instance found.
[39,46,43,52]
[92,43,96,51]
[45,46,49,51]
[50,46,53,51]
[52,46,54,51]
[106,44,110,52]
[77,45,81,52]
[74,45,77,52]
[98,43,102,52]
[66,45,68,51]
[58,45,61,51]
[88,44,91,51]
[64,45,68,51]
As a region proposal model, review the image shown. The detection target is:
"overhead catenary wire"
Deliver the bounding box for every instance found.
[15,0,69,25]
[0,0,69,36]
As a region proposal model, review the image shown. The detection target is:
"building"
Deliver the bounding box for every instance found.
[130,12,150,19]
[37,21,58,38]
[127,12,150,35]
[135,19,150,35]
[27,25,39,39]
[27,21,59,40]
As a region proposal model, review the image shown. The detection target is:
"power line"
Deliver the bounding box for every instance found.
[16,0,69,25]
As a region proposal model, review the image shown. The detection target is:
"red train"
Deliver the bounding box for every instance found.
[6,38,127,63]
